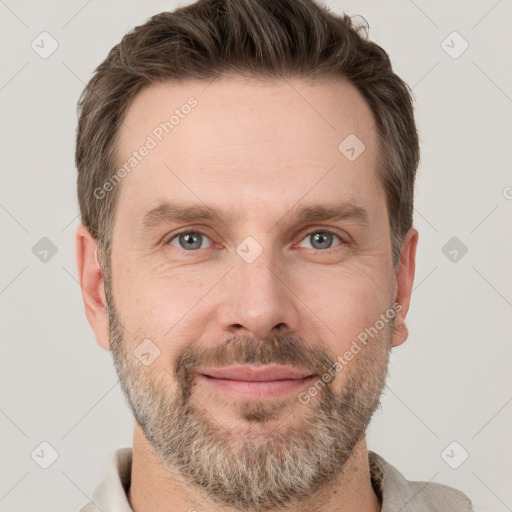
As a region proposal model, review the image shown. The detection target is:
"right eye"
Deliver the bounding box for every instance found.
[167,231,214,251]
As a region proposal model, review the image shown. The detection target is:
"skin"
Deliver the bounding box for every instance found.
[76,76,418,512]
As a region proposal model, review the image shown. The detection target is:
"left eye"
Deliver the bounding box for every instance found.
[297,230,343,250]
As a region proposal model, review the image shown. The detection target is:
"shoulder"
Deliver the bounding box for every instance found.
[368,451,474,512]
[78,447,134,512]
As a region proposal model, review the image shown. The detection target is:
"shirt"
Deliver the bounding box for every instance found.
[80,447,474,511]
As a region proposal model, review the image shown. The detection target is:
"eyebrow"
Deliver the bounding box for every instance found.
[140,201,370,232]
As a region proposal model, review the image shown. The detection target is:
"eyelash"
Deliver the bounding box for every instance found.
[165,228,346,252]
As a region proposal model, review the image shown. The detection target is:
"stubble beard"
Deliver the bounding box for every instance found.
[108,299,392,512]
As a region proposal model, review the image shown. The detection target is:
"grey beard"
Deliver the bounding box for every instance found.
[109,308,391,511]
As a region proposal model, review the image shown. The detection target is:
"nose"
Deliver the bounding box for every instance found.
[216,250,301,340]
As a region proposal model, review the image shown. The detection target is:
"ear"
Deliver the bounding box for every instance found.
[75,224,111,351]
[391,227,419,348]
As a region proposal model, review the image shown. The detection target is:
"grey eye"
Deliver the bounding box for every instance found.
[169,231,212,251]
[297,231,342,250]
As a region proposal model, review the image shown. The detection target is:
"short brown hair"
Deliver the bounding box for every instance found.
[76,0,419,278]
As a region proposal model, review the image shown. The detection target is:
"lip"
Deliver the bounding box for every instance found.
[196,365,316,398]
[199,365,314,381]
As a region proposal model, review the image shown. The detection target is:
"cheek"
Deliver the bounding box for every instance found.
[112,257,208,330]
[298,264,391,354]
[111,262,218,373]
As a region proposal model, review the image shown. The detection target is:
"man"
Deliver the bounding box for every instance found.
[74,0,474,511]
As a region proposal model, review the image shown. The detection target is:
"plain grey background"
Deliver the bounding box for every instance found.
[1,1,511,511]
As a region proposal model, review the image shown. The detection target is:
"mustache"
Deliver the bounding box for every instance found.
[174,333,337,391]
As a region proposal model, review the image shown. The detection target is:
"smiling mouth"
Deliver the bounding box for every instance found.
[196,364,316,398]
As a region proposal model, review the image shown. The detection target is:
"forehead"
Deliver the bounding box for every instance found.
[113,76,382,227]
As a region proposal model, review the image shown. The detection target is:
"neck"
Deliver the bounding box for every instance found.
[127,423,381,512]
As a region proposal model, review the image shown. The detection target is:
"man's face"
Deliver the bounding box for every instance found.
[106,77,399,509]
